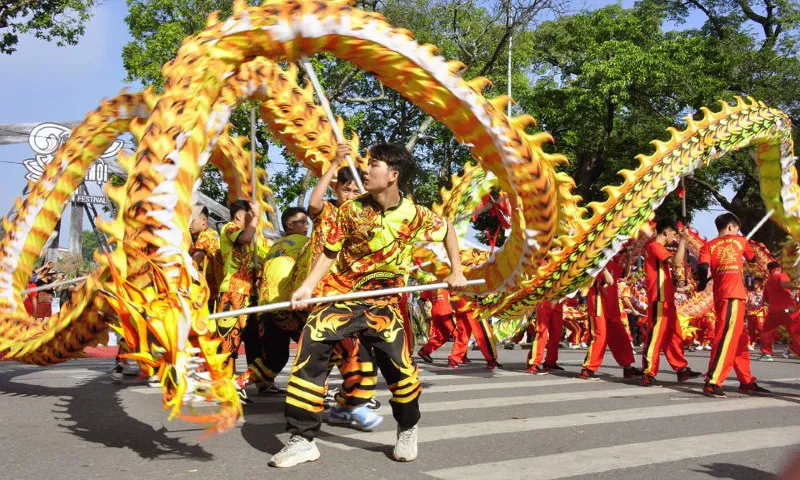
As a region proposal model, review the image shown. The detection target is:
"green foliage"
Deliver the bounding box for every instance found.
[120,0,800,249]
[518,1,799,248]
[0,0,97,54]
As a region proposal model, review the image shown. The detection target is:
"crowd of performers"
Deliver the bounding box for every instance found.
[94,142,800,468]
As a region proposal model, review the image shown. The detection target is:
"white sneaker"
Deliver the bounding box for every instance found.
[147,375,160,388]
[579,342,588,348]
[747,344,754,351]
[569,344,580,350]
[783,350,791,359]
[393,424,418,462]
[269,435,321,468]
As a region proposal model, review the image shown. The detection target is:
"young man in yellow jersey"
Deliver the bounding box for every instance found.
[296,144,382,431]
[270,144,466,468]
[236,207,310,396]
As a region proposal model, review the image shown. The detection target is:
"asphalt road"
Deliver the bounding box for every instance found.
[1,346,798,479]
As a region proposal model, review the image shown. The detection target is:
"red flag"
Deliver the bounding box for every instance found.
[675,186,686,199]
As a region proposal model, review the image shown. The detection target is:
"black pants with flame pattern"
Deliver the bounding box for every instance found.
[285,298,421,440]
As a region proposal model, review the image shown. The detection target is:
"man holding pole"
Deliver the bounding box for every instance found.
[269,143,466,468]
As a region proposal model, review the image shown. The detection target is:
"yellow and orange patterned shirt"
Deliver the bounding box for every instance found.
[324,195,448,293]
[293,201,338,295]
[190,227,223,300]
[219,222,258,296]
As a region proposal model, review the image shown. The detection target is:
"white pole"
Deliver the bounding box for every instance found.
[208,279,486,319]
[507,32,513,117]
[23,275,88,294]
[746,209,775,240]
[299,57,366,194]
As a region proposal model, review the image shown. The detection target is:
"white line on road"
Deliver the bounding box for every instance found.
[327,395,798,450]
[425,425,800,480]
[243,383,684,426]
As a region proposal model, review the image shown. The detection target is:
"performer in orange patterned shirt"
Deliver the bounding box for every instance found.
[271,144,466,467]
[215,199,260,367]
[697,213,770,397]
[189,205,222,311]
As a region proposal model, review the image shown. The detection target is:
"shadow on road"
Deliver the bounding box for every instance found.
[0,368,214,461]
[693,462,774,479]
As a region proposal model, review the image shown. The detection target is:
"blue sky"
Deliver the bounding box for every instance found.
[0,0,726,245]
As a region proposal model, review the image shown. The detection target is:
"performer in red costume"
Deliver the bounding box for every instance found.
[697,213,770,398]
[640,218,701,386]
[579,252,642,380]
[526,299,565,374]
[759,262,800,361]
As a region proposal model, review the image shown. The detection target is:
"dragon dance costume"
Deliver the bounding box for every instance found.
[761,268,800,357]
[582,259,637,376]
[641,241,689,378]
[285,195,447,439]
[699,235,757,388]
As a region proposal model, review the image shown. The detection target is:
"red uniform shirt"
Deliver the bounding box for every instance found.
[422,289,453,317]
[587,260,623,319]
[644,241,674,303]
[765,271,795,311]
[698,235,755,300]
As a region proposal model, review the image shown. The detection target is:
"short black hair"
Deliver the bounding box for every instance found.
[768,261,781,271]
[715,212,741,232]
[281,206,307,230]
[198,206,209,218]
[229,200,251,218]
[655,217,678,234]
[337,166,364,186]
[368,143,417,193]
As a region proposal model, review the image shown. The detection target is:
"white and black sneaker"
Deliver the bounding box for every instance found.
[393,424,418,462]
[110,364,124,382]
[269,435,321,468]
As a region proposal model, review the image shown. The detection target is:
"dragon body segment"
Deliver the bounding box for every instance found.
[0,1,796,434]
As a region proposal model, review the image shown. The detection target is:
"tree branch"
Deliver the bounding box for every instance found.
[405,116,436,151]
[686,176,735,211]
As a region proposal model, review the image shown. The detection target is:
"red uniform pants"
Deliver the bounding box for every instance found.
[583,311,635,371]
[707,298,755,387]
[451,311,498,363]
[420,313,457,361]
[641,301,688,377]
[760,309,800,355]
[528,307,564,367]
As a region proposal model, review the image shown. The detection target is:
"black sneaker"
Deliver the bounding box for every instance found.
[461,357,472,364]
[623,366,643,379]
[543,362,565,371]
[237,386,254,405]
[418,350,433,363]
[739,382,772,395]
[504,343,516,350]
[677,367,702,382]
[703,383,727,398]
[258,383,283,395]
[366,397,381,409]
[640,375,661,387]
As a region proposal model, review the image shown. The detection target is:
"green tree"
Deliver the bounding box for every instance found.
[0,1,97,54]
[518,2,800,248]
[121,0,565,209]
